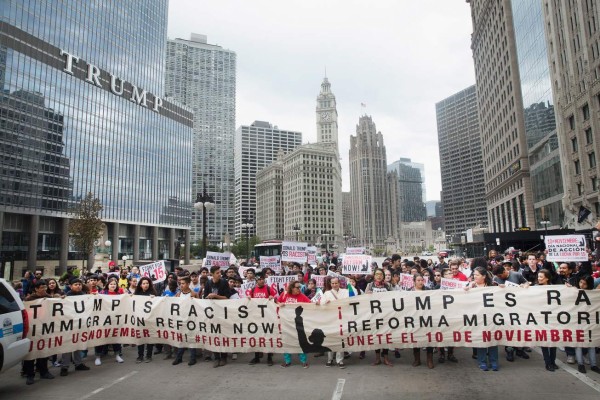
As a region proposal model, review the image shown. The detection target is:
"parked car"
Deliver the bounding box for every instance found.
[421,251,433,256]
[438,251,448,257]
[0,278,31,373]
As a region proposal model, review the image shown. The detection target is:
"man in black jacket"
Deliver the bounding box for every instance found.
[203,265,232,367]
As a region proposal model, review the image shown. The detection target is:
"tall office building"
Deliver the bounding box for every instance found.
[388,159,427,223]
[544,1,600,227]
[349,116,392,248]
[435,85,487,236]
[235,121,301,240]
[255,156,284,241]
[342,192,352,236]
[0,0,193,278]
[165,33,236,247]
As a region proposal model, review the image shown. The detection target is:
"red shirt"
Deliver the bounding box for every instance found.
[453,271,469,282]
[277,292,310,304]
[250,285,272,299]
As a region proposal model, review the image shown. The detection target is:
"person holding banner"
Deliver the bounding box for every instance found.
[365,269,393,366]
[320,277,349,369]
[203,266,233,368]
[536,269,560,371]
[94,278,125,366]
[411,274,435,369]
[278,280,311,368]
[248,272,275,366]
[467,267,499,371]
[573,275,600,374]
[134,277,157,363]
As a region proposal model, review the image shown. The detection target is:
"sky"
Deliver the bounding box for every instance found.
[167,0,476,200]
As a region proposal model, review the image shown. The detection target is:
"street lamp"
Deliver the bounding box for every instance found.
[194,183,215,259]
[540,220,550,238]
[104,240,112,256]
[121,255,128,271]
[322,231,330,253]
[292,224,301,241]
[241,218,254,261]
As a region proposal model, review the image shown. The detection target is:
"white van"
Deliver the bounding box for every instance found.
[0,278,31,373]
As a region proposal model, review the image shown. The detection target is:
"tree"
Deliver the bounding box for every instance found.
[69,192,104,273]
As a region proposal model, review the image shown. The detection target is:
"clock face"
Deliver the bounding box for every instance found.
[321,112,331,121]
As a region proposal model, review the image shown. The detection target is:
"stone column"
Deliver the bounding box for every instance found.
[112,222,120,262]
[59,217,69,275]
[169,228,175,259]
[184,229,190,264]
[28,214,39,271]
[133,224,140,263]
[152,226,159,260]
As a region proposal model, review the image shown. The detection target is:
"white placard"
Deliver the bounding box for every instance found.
[346,247,366,255]
[281,241,308,263]
[205,252,232,270]
[138,260,167,284]
[307,246,318,266]
[545,235,588,262]
[260,256,281,273]
[440,278,469,290]
[342,255,372,275]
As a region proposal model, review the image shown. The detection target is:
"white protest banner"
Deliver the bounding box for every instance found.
[266,275,296,295]
[205,252,232,270]
[281,241,308,263]
[346,247,366,255]
[138,260,167,284]
[342,255,372,275]
[400,273,414,290]
[545,235,588,262]
[260,256,281,273]
[236,281,256,299]
[307,246,318,266]
[23,286,600,359]
[312,275,327,289]
[440,278,469,290]
[311,289,323,304]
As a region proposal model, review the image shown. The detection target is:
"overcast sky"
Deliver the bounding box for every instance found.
[167,0,476,200]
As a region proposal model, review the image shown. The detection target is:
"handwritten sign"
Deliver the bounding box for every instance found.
[205,252,232,270]
[260,256,281,273]
[266,275,297,295]
[400,273,414,290]
[346,247,366,255]
[307,246,318,266]
[440,278,468,290]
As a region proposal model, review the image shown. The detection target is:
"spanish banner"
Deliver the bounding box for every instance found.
[24,286,600,359]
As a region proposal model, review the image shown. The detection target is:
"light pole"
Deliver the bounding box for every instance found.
[104,240,112,257]
[121,255,128,271]
[343,233,350,251]
[322,231,330,254]
[194,183,215,259]
[241,218,254,262]
[292,224,301,242]
[540,220,550,239]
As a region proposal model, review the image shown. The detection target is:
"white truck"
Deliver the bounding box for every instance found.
[0,278,31,373]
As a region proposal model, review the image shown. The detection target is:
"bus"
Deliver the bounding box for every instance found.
[253,240,282,259]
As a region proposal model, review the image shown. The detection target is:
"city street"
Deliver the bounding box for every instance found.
[1,347,599,400]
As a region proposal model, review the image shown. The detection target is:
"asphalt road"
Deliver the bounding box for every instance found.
[1,346,599,400]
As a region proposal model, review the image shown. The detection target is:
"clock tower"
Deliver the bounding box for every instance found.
[316,77,338,149]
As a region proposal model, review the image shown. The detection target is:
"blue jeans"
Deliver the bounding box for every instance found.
[477,346,498,367]
[283,353,307,364]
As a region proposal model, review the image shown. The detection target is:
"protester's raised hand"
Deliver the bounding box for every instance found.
[295,306,303,317]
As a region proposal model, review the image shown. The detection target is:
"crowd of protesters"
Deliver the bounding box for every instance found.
[13,249,600,384]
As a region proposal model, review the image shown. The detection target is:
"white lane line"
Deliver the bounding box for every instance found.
[331,378,346,400]
[533,348,600,393]
[80,370,139,400]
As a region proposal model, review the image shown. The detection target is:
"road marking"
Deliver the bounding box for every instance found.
[331,378,346,400]
[533,348,600,393]
[80,370,139,400]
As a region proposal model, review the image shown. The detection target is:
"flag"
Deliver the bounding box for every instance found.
[578,205,591,223]
[348,284,355,297]
[360,103,366,107]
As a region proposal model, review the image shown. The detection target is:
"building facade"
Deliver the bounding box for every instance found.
[316,77,339,148]
[435,85,487,236]
[0,0,193,278]
[388,158,427,223]
[467,0,536,233]
[349,115,392,249]
[544,0,600,228]
[342,191,352,237]
[165,33,236,247]
[234,121,301,240]
[255,156,284,241]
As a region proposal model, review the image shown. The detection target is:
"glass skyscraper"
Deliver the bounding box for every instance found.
[0,0,193,278]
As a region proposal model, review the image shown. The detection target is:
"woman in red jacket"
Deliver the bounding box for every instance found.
[95,278,125,366]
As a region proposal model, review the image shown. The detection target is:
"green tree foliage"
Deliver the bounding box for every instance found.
[69,192,104,268]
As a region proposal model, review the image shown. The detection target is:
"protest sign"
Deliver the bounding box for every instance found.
[307,246,318,266]
[504,280,520,288]
[400,273,414,290]
[326,270,348,288]
[138,261,167,284]
[238,265,260,279]
[23,286,600,359]
[311,289,323,304]
[545,235,588,262]
[342,255,372,275]
[260,256,281,273]
[266,275,296,295]
[281,242,308,263]
[312,274,327,289]
[440,278,468,290]
[236,281,256,299]
[345,247,366,255]
[205,252,232,270]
